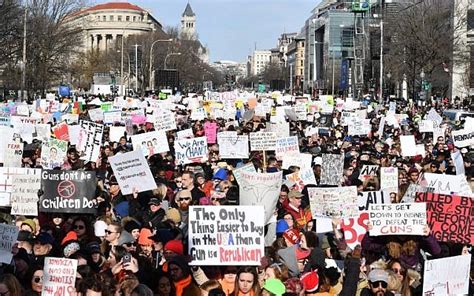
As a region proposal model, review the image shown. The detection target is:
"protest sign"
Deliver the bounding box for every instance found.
[40,170,97,214]
[358,165,379,181]
[131,130,169,157]
[427,108,443,124]
[10,116,35,143]
[153,109,177,132]
[204,121,218,144]
[109,126,126,142]
[52,121,69,141]
[176,128,194,140]
[377,116,385,138]
[217,132,249,159]
[451,150,465,175]
[423,254,471,296]
[402,183,431,203]
[380,167,398,193]
[0,224,19,264]
[281,153,312,170]
[35,124,51,142]
[79,121,104,163]
[418,120,434,133]
[275,136,299,160]
[42,257,78,296]
[4,142,23,167]
[10,174,41,216]
[103,110,122,124]
[308,186,358,219]
[88,108,104,122]
[320,154,344,185]
[232,163,256,185]
[191,107,207,120]
[238,171,282,224]
[415,192,474,245]
[249,132,277,151]
[451,128,474,148]
[400,135,417,156]
[267,121,290,138]
[188,206,264,266]
[358,191,391,211]
[422,173,472,197]
[174,137,208,165]
[109,150,157,195]
[348,118,371,136]
[0,168,41,206]
[41,138,68,170]
[368,203,426,236]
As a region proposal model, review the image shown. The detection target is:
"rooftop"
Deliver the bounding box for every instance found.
[182,3,195,17]
[75,2,145,15]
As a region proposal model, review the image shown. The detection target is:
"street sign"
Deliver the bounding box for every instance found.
[352,1,370,12]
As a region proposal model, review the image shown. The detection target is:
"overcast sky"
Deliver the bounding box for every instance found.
[95,0,319,62]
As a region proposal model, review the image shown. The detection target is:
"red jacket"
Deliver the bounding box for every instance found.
[282,199,312,229]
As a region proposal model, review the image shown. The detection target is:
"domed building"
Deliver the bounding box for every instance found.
[67,2,164,52]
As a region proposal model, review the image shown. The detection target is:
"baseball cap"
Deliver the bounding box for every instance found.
[148,198,161,206]
[34,232,54,245]
[368,269,389,283]
[288,190,303,199]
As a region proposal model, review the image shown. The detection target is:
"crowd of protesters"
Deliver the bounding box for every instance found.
[0,92,473,296]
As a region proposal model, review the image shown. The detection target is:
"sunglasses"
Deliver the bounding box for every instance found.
[211,197,220,201]
[178,197,191,202]
[33,276,43,283]
[105,230,117,235]
[392,268,404,275]
[370,281,388,289]
[73,225,85,230]
[125,242,137,247]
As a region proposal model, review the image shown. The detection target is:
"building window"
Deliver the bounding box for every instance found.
[109,15,114,21]
[300,60,303,67]
[102,15,106,21]
[126,16,130,21]
[118,15,122,21]
[133,16,136,22]
[96,15,100,21]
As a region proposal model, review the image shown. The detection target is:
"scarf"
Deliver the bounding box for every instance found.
[174,275,192,296]
[237,291,255,296]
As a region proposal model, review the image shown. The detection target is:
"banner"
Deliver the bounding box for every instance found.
[422,173,472,197]
[4,142,23,167]
[40,170,97,214]
[380,167,398,194]
[188,206,264,266]
[217,132,249,159]
[308,186,358,219]
[369,203,426,236]
[320,154,344,185]
[358,165,379,181]
[249,132,277,151]
[415,192,474,244]
[204,121,218,144]
[41,138,68,169]
[0,168,41,207]
[451,128,474,148]
[109,150,157,195]
[79,121,104,163]
[42,257,78,296]
[275,136,299,160]
[10,174,41,216]
[0,224,19,264]
[423,255,471,296]
[238,171,282,224]
[131,130,169,157]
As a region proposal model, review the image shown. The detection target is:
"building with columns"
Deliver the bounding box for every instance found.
[67,2,164,52]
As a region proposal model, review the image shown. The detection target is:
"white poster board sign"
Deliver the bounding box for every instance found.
[42,257,78,296]
[174,137,208,165]
[380,167,398,193]
[188,206,264,266]
[308,186,358,219]
[109,150,157,195]
[0,224,19,264]
[217,132,249,159]
[249,132,277,151]
[369,203,426,236]
[131,130,169,157]
[400,135,417,157]
[79,121,104,163]
[423,254,471,296]
[10,174,41,216]
[275,136,299,160]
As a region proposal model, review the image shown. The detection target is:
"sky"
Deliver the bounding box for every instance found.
[95,0,319,63]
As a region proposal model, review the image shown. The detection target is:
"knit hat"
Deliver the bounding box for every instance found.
[276,219,289,235]
[296,247,311,260]
[117,231,135,246]
[168,256,191,277]
[138,228,153,246]
[61,231,78,246]
[114,201,129,218]
[123,220,141,233]
[165,208,181,224]
[34,232,54,245]
[164,239,184,255]
[149,229,175,245]
[283,228,300,245]
[17,230,34,242]
[21,219,36,233]
[263,279,286,296]
[86,241,101,254]
[300,270,319,292]
[94,220,108,237]
[63,241,80,258]
[212,168,228,180]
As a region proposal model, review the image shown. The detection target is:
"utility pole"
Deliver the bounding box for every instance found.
[134,44,139,94]
[21,6,27,102]
[121,35,124,96]
[379,0,384,103]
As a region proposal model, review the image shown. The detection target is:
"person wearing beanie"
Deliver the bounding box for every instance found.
[168,256,200,296]
[276,219,290,236]
[94,220,108,239]
[61,231,78,246]
[300,270,320,295]
[117,230,136,252]
[164,240,184,261]
[262,278,286,296]
[212,168,228,181]
[21,219,36,234]
[63,241,80,258]
[123,219,141,240]
[138,228,154,258]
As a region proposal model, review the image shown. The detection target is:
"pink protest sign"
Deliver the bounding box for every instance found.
[204,122,217,144]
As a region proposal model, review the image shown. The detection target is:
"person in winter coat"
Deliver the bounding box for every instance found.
[168,256,201,296]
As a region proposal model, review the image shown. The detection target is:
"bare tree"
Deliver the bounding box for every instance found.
[0,0,22,66]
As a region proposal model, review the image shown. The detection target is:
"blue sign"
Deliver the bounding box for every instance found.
[58,85,70,97]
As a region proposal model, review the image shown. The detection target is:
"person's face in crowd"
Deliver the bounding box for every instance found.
[33,242,52,256]
[105,226,120,243]
[174,177,183,189]
[344,167,354,177]
[0,283,9,296]
[140,244,153,256]
[313,165,321,177]
[86,289,102,296]
[104,147,112,156]
[131,229,140,240]
[436,136,445,144]
[391,262,405,282]
[21,224,34,233]
[73,220,86,237]
[15,220,23,229]
[390,192,398,203]
[430,163,438,173]
[284,214,294,228]
[399,172,407,185]
[150,203,161,213]
[119,137,127,146]
[223,271,236,284]
[369,280,388,296]
[109,184,120,196]
[196,175,205,185]
[157,276,171,296]
[264,267,276,280]
[279,191,288,203]
[350,159,358,168]
[297,258,307,273]
[53,217,63,226]
[123,242,137,253]
[91,253,102,264]
[409,171,419,183]
[289,194,302,208]
[50,147,57,160]
[169,264,184,282]
[18,240,32,253]
[238,272,254,294]
[107,251,118,266]
[153,241,163,252]
[14,257,28,278]
[181,173,193,189]
[177,192,192,211]
[31,269,44,293]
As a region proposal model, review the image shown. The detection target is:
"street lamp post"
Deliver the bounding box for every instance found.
[148,38,173,91]
[164,53,182,70]
[386,72,392,97]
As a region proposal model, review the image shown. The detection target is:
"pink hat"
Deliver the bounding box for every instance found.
[300,270,319,292]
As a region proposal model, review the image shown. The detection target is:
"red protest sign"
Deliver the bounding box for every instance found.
[415,192,474,245]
